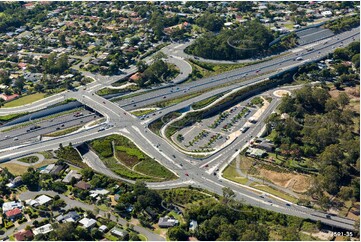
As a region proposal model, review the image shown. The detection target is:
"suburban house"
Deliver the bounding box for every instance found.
[246,147,267,158]
[79,217,97,229]
[0,93,19,101]
[6,176,23,188]
[27,195,52,207]
[14,229,34,241]
[98,225,108,233]
[110,227,129,239]
[62,170,82,183]
[5,207,23,221]
[2,201,23,213]
[75,181,91,190]
[56,211,81,223]
[158,216,179,228]
[33,224,53,235]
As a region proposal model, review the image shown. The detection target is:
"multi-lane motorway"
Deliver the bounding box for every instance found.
[115,28,359,112]
[0,27,359,232]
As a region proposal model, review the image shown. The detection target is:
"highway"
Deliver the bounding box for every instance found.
[115,28,359,111]
[0,27,359,232]
[0,110,101,149]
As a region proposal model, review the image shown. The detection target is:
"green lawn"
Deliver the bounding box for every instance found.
[192,94,223,110]
[134,159,176,180]
[150,92,200,108]
[3,93,46,108]
[18,156,39,163]
[222,160,249,185]
[0,112,28,122]
[138,234,148,241]
[104,233,119,241]
[90,135,177,181]
[131,109,157,116]
[45,125,82,137]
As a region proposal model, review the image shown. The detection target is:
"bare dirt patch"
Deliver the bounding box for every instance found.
[273,90,291,97]
[258,168,312,193]
[329,86,360,113]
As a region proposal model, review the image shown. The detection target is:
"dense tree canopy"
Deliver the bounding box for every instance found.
[195,12,224,32]
[267,85,359,202]
[186,20,276,60]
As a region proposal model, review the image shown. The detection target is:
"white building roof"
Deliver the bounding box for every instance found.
[33,224,53,235]
[99,225,107,232]
[79,218,97,228]
[2,201,22,213]
[90,188,110,195]
[35,195,52,205]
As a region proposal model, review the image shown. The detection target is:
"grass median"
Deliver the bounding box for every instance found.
[89,134,177,181]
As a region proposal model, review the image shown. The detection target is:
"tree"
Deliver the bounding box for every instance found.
[22,168,40,191]
[14,78,25,94]
[222,187,235,204]
[351,54,360,68]
[196,12,224,32]
[58,34,66,47]
[51,182,67,193]
[49,222,76,240]
[90,227,103,240]
[337,92,350,109]
[81,168,94,180]
[333,48,349,60]
[136,60,148,73]
[167,226,188,241]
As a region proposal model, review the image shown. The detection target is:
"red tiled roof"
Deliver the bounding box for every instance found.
[130,72,141,82]
[14,230,33,241]
[0,93,19,101]
[5,208,22,218]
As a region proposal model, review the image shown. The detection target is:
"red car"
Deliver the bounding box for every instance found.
[185,173,189,176]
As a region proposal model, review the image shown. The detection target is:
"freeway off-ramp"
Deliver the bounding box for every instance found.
[0,27,359,231]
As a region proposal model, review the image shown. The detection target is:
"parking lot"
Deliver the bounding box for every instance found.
[172,100,259,152]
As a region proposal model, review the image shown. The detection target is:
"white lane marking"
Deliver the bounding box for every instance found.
[131,125,182,169]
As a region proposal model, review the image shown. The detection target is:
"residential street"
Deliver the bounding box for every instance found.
[18,191,165,241]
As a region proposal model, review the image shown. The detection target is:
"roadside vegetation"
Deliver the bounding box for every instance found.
[266,84,359,210]
[45,125,82,137]
[185,20,297,61]
[0,112,28,123]
[96,85,138,96]
[89,134,176,181]
[192,94,223,110]
[149,111,182,136]
[324,15,360,33]
[131,109,157,116]
[18,156,39,164]
[55,143,87,169]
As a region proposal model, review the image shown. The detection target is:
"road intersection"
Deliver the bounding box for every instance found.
[0,27,359,231]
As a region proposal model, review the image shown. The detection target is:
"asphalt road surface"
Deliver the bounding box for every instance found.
[0,27,358,232]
